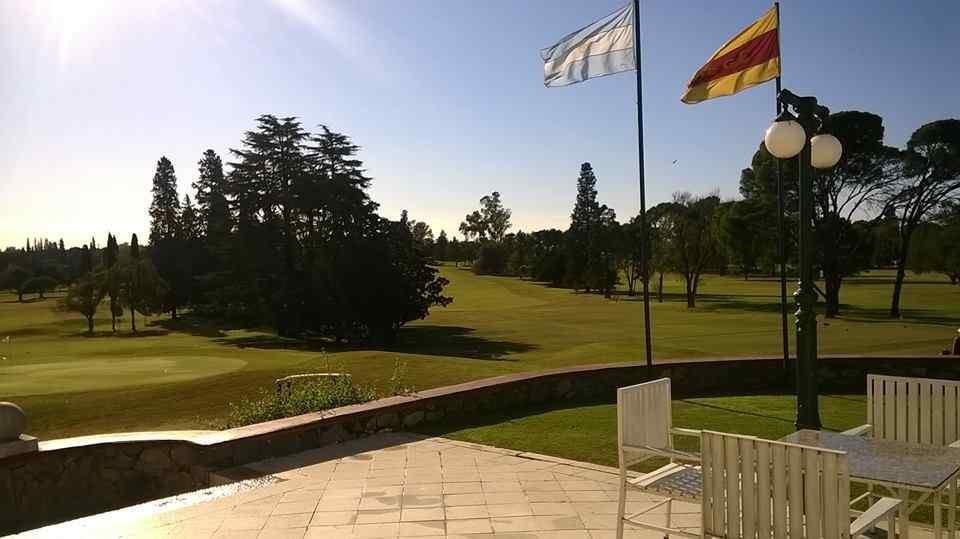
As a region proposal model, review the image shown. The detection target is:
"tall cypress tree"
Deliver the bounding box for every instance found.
[103,233,122,332]
[128,234,140,332]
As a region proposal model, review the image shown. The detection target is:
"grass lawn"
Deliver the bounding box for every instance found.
[416,394,867,468]
[0,265,956,439]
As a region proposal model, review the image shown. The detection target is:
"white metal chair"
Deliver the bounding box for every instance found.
[617,378,703,539]
[701,430,902,539]
[844,374,960,447]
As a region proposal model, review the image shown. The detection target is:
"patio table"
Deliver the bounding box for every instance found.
[783,429,960,539]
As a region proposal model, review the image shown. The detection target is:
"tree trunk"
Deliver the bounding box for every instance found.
[17,291,23,302]
[824,275,841,318]
[657,272,664,303]
[685,275,696,308]
[86,315,94,335]
[131,307,137,333]
[890,235,912,318]
[890,264,907,318]
[171,306,178,320]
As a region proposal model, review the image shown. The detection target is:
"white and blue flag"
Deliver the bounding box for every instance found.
[541,3,636,88]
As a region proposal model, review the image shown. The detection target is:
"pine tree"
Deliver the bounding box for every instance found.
[567,163,601,291]
[149,157,181,245]
[181,195,200,241]
[193,149,231,242]
[148,156,183,318]
[435,230,449,260]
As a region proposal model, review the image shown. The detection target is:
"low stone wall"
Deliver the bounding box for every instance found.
[2,355,958,533]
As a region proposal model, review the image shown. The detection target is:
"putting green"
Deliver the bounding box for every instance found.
[0,356,247,397]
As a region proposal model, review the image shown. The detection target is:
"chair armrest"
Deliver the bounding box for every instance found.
[850,497,901,537]
[842,424,872,437]
[670,427,701,438]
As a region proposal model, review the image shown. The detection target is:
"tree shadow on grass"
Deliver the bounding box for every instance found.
[697,296,959,327]
[151,316,227,338]
[215,325,536,362]
[66,328,168,338]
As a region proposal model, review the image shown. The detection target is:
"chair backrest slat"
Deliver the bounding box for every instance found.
[867,374,960,446]
[617,378,672,452]
[701,431,851,539]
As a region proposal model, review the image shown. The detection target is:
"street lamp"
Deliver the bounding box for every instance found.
[763,89,843,430]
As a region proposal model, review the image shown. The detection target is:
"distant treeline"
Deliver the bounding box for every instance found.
[426,113,960,318]
[0,115,452,340]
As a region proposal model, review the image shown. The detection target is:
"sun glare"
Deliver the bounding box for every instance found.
[37,0,112,67]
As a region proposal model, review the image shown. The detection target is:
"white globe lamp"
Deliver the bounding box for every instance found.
[764,119,806,159]
[810,134,843,169]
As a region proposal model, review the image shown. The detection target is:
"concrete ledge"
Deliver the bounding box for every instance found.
[2,354,957,533]
[0,434,38,459]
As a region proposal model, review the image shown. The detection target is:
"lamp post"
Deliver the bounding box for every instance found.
[763,89,842,431]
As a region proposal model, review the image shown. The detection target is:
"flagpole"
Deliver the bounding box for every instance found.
[774,1,790,373]
[632,0,654,367]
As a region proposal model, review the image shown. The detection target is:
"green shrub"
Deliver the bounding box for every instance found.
[216,375,378,429]
[215,359,414,429]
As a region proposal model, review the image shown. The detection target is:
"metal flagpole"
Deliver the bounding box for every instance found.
[774,1,790,373]
[632,0,654,367]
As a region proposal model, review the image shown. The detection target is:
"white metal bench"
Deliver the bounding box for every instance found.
[844,374,960,447]
[701,430,902,539]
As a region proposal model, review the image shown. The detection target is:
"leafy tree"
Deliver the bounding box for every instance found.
[62,271,105,335]
[661,192,722,307]
[23,275,57,299]
[814,111,899,317]
[480,192,512,242]
[885,119,960,317]
[505,231,532,277]
[715,199,771,280]
[646,203,675,302]
[122,234,166,332]
[940,201,960,284]
[911,202,960,284]
[2,264,32,302]
[617,219,644,295]
[529,229,566,285]
[459,211,486,242]
[458,192,512,245]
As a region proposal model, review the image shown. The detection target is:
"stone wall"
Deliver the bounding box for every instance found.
[2,355,958,533]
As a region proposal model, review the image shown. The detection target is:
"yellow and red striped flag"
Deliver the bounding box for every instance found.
[681,6,780,104]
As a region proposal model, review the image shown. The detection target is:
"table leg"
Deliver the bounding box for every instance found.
[950,478,957,539]
[901,487,911,539]
[936,487,943,539]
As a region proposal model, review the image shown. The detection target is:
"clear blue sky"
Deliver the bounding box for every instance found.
[1,0,957,248]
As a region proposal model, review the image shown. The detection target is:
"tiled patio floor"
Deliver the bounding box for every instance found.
[14,432,934,539]
[18,432,691,538]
